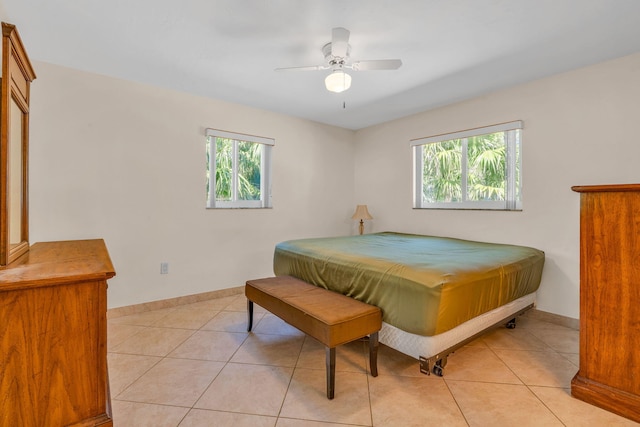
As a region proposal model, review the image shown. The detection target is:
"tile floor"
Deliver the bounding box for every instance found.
[107,294,639,426]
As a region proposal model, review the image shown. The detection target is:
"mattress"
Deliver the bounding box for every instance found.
[273,232,544,336]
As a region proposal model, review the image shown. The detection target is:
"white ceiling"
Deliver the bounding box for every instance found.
[3,0,640,130]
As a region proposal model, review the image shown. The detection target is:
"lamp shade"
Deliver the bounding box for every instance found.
[325,70,352,93]
[351,205,373,220]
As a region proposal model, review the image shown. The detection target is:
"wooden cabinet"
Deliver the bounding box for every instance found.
[571,184,640,422]
[0,239,115,427]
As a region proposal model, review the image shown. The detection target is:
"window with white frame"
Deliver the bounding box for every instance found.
[412,121,522,210]
[206,128,273,208]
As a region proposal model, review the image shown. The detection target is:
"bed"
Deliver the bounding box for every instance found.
[273,232,545,375]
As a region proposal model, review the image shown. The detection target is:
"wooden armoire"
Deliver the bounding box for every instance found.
[571,184,640,422]
[0,23,115,426]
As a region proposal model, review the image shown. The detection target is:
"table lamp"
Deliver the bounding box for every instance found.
[351,205,373,235]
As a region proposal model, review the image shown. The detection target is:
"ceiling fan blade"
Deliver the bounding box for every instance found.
[274,65,329,72]
[331,27,350,57]
[351,59,403,71]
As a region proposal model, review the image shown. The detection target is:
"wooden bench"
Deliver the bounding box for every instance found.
[245,276,382,399]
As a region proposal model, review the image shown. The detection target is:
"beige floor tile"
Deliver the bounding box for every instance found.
[276,419,362,427]
[105,301,608,427]
[108,308,176,326]
[108,323,147,350]
[369,374,467,427]
[151,306,219,329]
[221,295,247,311]
[108,352,161,396]
[111,400,189,427]
[116,357,224,407]
[440,345,522,384]
[253,314,306,337]
[168,330,248,361]
[463,336,490,348]
[447,380,563,426]
[530,387,640,427]
[479,327,552,351]
[375,344,423,377]
[296,337,367,373]
[528,327,580,353]
[560,352,580,367]
[195,362,293,416]
[110,326,195,357]
[516,315,578,333]
[201,310,263,333]
[279,368,372,425]
[227,296,269,313]
[494,349,578,387]
[230,332,305,367]
[179,408,276,427]
[187,295,240,311]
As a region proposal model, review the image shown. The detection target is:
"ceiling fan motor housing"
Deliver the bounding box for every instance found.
[322,42,351,69]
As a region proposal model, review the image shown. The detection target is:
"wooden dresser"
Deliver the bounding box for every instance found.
[0,239,115,427]
[571,184,640,422]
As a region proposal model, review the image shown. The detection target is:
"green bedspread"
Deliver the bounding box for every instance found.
[273,232,544,336]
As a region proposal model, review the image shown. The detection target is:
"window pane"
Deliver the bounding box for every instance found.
[466,133,506,201]
[215,138,233,202]
[412,121,522,210]
[206,129,273,209]
[237,141,261,201]
[422,139,462,203]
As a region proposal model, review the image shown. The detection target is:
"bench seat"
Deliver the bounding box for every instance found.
[245,276,382,399]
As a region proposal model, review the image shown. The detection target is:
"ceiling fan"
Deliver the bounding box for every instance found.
[275,27,402,93]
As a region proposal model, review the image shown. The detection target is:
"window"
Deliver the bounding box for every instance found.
[206,128,273,208]
[412,121,522,210]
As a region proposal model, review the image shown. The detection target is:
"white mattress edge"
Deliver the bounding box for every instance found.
[378,293,537,359]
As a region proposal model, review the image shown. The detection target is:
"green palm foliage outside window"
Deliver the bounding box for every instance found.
[414,122,522,210]
[205,129,273,208]
[213,138,261,201]
[423,139,463,202]
[467,133,507,201]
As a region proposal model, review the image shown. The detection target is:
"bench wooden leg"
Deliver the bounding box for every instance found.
[326,347,336,399]
[247,299,254,332]
[369,332,379,377]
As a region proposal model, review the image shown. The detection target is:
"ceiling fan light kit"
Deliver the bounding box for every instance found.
[276,27,402,94]
[325,70,352,93]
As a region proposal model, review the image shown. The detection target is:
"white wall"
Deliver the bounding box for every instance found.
[29,61,356,309]
[28,53,640,319]
[354,52,640,320]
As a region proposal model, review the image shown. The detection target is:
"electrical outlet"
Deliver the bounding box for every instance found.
[160,262,169,274]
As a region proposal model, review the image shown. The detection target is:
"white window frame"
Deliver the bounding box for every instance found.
[411,121,523,210]
[206,128,274,209]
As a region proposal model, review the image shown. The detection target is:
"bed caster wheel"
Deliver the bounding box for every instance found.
[432,364,443,377]
[506,318,516,329]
